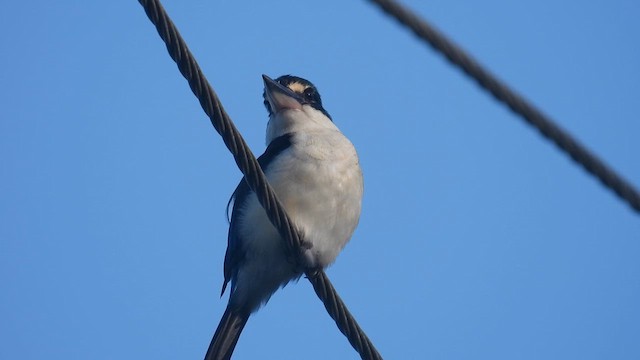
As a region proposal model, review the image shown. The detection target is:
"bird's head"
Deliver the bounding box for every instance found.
[262,74,336,144]
[262,74,331,121]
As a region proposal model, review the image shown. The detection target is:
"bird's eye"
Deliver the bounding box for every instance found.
[303,88,317,102]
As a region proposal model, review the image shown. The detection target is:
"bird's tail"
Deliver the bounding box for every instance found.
[204,305,249,360]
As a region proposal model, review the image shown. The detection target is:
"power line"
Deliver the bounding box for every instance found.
[136,0,383,359]
[367,0,640,214]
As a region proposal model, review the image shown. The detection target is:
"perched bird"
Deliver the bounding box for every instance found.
[204,74,364,360]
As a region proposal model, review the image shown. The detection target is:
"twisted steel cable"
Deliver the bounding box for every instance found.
[368,0,640,214]
[137,0,382,359]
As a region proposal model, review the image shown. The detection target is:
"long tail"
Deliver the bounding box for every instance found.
[204,305,250,360]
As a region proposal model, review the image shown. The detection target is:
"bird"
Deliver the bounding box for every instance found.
[204,74,364,360]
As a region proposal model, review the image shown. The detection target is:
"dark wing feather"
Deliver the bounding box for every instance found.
[220,133,294,296]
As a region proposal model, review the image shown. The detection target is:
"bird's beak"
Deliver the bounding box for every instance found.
[263,74,305,113]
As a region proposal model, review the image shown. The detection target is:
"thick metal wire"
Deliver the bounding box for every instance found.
[137,1,382,359]
[368,0,640,214]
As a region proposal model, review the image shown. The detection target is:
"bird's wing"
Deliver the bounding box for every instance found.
[221,133,294,296]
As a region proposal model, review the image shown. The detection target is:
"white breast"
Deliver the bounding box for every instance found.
[232,106,363,310]
[266,129,363,268]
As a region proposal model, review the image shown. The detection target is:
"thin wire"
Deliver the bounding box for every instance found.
[137,0,383,359]
[367,0,640,214]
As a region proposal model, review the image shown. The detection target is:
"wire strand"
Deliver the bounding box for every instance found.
[367,0,640,214]
[136,1,383,359]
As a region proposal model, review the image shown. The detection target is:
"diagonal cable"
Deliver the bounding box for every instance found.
[367,0,640,214]
[136,0,382,359]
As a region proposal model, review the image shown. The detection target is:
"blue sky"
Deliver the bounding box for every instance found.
[2,1,639,359]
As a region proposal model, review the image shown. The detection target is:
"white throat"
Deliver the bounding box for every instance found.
[266,105,337,144]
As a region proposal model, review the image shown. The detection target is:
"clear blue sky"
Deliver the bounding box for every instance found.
[2,1,639,359]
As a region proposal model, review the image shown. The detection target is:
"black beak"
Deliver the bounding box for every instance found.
[262,74,305,113]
